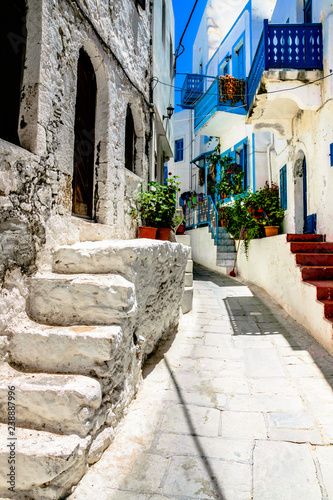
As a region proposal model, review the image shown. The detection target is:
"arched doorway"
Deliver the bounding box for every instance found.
[0,0,27,145]
[125,105,136,173]
[72,49,97,219]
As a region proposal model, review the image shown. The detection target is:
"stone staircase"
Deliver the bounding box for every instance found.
[210,227,236,268]
[176,235,193,314]
[0,239,188,499]
[289,233,333,328]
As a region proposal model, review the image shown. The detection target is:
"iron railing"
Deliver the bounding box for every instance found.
[184,196,219,244]
[180,74,205,108]
[247,20,323,109]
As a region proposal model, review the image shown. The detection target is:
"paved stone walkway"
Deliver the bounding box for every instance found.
[70,265,333,500]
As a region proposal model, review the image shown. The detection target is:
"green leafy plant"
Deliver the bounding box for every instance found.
[131,175,182,229]
[216,155,245,198]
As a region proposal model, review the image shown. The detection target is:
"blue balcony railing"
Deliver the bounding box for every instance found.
[247,20,323,109]
[194,78,246,132]
[180,74,205,109]
[184,196,219,244]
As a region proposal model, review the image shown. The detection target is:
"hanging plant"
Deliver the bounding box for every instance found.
[219,75,246,106]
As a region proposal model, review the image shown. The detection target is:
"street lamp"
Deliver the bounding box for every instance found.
[163,104,174,121]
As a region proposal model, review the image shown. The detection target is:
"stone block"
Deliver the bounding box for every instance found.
[182,287,193,314]
[160,404,220,437]
[221,411,267,439]
[253,441,322,499]
[27,273,136,326]
[0,365,102,436]
[8,319,123,377]
[185,259,193,273]
[0,424,88,499]
[184,272,193,287]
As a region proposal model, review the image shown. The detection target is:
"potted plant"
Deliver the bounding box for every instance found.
[248,182,284,237]
[130,189,159,238]
[216,155,245,199]
[153,174,182,240]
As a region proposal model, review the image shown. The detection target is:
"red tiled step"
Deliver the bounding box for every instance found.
[296,253,333,267]
[287,234,325,243]
[301,266,333,281]
[290,242,333,254]
[304,281,333,300]
[318,299,333,317]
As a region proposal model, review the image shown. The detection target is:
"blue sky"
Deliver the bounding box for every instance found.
[172,0,207,111]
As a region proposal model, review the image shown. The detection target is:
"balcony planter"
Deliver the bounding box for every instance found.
[139,226,157,239]
[157,228,171,240]
[264,226,279,237]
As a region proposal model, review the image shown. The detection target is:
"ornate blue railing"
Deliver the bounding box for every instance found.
[180,74,205,109]
[184,196,219,244]
[247,21,323,109]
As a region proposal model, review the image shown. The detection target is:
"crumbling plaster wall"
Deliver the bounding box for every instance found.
[0,0,152,308]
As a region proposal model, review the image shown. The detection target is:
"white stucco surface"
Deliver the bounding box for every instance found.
[236,235,333,355]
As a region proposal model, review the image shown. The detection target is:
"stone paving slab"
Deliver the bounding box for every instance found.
[69,265,333,500]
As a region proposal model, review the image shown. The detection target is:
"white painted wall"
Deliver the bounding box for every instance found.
[236,235,333,355]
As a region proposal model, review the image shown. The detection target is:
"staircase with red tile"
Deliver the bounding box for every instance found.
[288,234,333,330]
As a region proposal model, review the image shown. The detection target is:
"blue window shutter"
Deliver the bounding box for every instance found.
[175,139,184,162]
[280,165,287,210]
[330,143,333,166]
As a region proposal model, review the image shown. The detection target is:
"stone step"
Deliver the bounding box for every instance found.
[287,234,325,243]
[318,299,333,317]
[184,273,193,287]
[0,424,88,499]
[186,259,193,273]
[217,250,236,258]
[8,318,123,377]
[295,253,333,267]
[301,266,333,281]
[216,259,236,267]
[218,245,236,253]
[0,365,102,436]
[305,280,333,300]
[182,287,193,315]
[27,273,136,326]
[217,239,234,246]
[290,242,333,254]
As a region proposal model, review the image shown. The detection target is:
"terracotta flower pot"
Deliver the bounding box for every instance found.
[139,226,157,239]
[176,224,185,235]
[157,228,171,240]
[264,226,279,237]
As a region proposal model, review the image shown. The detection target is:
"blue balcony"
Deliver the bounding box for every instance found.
[180,74,205,109]
[194,77,246,135]
[247,21,323,110]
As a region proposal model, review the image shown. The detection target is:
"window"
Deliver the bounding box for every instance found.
[162,0,166,47]
[280,165,287,210]
[235,44,245,79]
[0,0,27,146]
[125,105,136,172]
[175,139,184,162]
[304,0,312,22]
[235,141,248,189]
[330,143,333,167]
[219,55,230,76]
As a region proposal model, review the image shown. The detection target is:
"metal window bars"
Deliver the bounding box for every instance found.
[184,196,219,244]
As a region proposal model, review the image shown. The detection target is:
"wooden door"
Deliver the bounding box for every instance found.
[72,49,97,218]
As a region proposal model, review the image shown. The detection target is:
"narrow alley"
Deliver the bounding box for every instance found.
[69,265,333,500]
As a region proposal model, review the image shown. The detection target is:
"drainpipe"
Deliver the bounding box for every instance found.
[267,133,274,187]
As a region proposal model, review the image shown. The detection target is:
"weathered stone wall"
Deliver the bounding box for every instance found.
[0,0,152,290]
[0,240,188,499]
